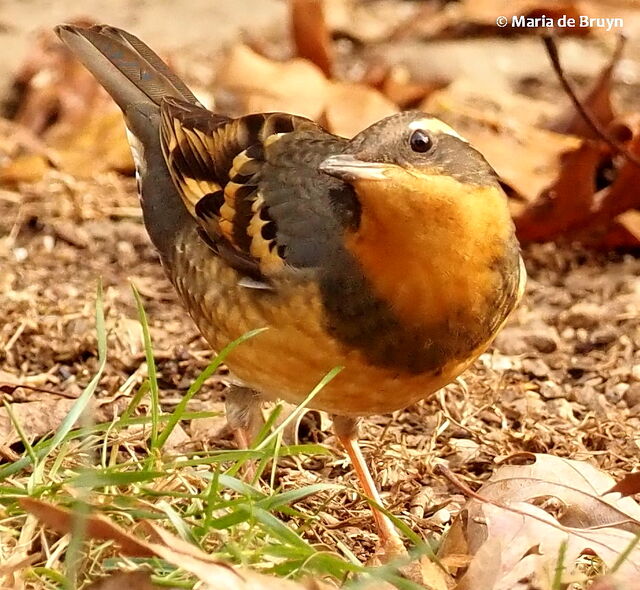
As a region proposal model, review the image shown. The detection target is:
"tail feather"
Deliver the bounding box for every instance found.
[55,24,200,114]
[55,24,198,258]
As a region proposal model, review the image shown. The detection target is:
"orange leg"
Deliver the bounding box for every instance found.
[333,415,406,559]
[225,386,263,479]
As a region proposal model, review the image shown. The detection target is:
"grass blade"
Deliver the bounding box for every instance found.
[132,284,160,451]
[156,327,267,449]
[255,366,342,451]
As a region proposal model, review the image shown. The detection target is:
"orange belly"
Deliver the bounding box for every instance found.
[168,228,513,416]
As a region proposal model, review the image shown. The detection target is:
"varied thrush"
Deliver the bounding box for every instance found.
[56,24,525,555]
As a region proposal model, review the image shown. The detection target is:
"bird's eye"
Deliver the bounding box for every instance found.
[409,129,432,153]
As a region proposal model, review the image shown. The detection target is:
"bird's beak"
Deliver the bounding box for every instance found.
[319,154,389,182]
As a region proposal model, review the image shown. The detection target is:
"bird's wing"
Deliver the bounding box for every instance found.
[159,98,352,281]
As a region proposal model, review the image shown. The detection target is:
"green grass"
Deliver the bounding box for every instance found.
[0,283,428,589]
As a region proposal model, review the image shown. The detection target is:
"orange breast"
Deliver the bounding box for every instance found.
[344,174,518,334]
[168,225,519,416]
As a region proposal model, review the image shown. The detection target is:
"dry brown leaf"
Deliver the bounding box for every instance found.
[0,128,130,185]
[608,471,640,497]
[0,394,132,446]
[514,139,607,242]
[583,122,640,224]
[0,109,133,182]
[380,66,447,110]
[601,212,640,250]
[215,44,329,120]
[441,454,640,590]
[46,110,134,177]
[418,555,451,590]
[4,21,134,182]
[20,498,156,557]
[290,0,333,77]
[458,502,640,589]
[322,82,398,138]
[473,454,640,533]
[554,119,640,248]
[0,399,78,446]
[21,499,336,590]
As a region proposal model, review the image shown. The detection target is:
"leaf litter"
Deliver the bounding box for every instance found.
[2,1,640,589]
[438,455,640,588]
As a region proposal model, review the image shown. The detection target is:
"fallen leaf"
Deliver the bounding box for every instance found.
[323,82,398,138]
[20,498,156,557]
[601,212,640,250]
[440,454,640,590]
[215,44,329,120]
[0,398,78,446]
[0,396,129,447]
[46,110,134,177]
[4,21,134,181]
[608,471,640,497]
[458,502,640,589]
[579,121,640,236]
[290,0,333,77]
[21,498,337,590]
[380,65,447,109]
[418,555,451,590]
[476,454,640,533]
[514,139,607,242]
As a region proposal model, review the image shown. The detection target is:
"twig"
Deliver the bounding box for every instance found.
[0,382,79,400]
[543,35,640,170]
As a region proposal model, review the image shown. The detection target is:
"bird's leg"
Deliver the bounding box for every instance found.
[225,386,263,477]
[332,415,406,559]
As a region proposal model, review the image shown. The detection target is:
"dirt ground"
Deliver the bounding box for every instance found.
[1,159,640,555]
[2,0,640,568]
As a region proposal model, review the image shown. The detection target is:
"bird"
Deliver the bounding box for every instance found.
[55,24,525,557]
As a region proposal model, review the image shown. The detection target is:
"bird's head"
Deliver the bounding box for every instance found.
[318,111,505,224]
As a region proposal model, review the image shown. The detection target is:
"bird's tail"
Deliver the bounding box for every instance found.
[55,24,199,257]
[55,24,201,133]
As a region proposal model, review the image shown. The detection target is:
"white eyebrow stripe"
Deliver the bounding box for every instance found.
[408,118,468,142]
